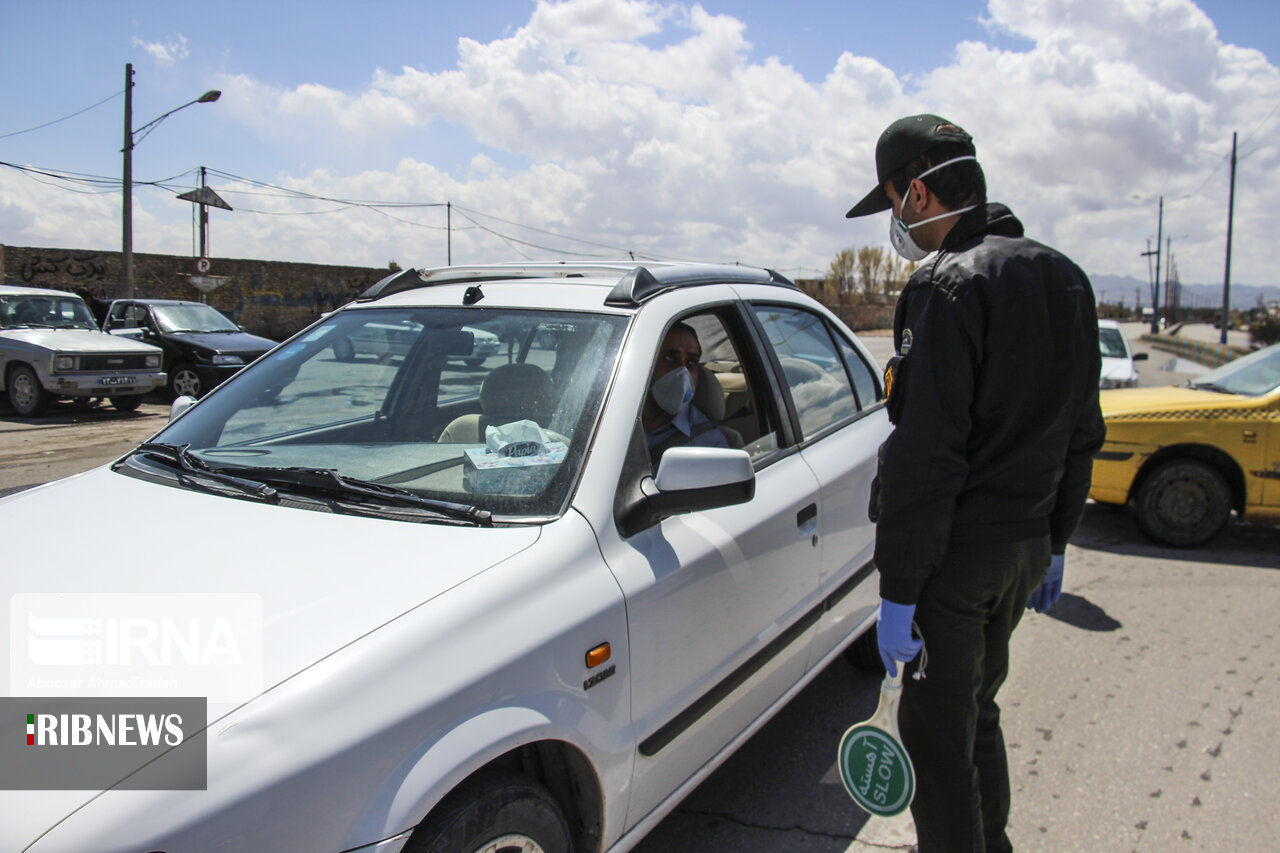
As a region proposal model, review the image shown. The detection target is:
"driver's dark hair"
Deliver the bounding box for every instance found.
[890,141,987,211]
[669,321,701,354]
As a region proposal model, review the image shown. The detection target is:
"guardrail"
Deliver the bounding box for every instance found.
[1139,333,1252,368]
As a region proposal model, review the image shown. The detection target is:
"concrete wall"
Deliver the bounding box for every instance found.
[1,244,393,341]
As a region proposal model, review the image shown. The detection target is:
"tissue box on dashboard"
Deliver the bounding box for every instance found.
[463,441,568,495]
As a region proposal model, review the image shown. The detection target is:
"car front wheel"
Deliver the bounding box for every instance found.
[110,395,144,412]
[7,364,47,417]
[844,624,885,672]
[405,772,572,853]
[1133,459,1231,548]
[170,364,202,398]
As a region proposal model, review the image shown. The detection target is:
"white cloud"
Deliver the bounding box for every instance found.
[11,0,1280,287]
[132,35,190,65]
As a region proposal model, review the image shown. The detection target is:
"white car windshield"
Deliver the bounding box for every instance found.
[1098,327,1129,359]
[0,294,98,330]
[1189,343,1280,397]
[145,307,628,520]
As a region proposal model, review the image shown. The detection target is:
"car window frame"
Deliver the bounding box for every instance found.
[745,300,884,447]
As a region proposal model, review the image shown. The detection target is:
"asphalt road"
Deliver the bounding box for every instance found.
[2,323,1277,852]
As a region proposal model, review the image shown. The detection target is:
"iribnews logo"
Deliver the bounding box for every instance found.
[2,697,207,790]
[25,710,186,747]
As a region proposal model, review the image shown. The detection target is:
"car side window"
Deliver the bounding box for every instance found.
[834,331,881,410]
[752,305,858,440]
[682,312,781,461]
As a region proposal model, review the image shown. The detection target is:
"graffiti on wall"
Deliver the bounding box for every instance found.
[20,254,109,285]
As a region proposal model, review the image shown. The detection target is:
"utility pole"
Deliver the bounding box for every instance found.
[199,166,209,259]
[1166,237,1175,324]
[447,201,452,265]
[1152,197,1163,332]
[121,64,220,298]
[1221,131,1237,345]
[122,63,134,298]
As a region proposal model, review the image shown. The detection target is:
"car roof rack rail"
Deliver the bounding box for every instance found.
[355,263,632,303]
[604,265,796,307]
[355,262,797,306]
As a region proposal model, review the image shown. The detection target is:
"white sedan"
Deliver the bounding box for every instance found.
[1,262,888,853]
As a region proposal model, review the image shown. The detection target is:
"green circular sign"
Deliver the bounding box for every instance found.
[838,726,914,817]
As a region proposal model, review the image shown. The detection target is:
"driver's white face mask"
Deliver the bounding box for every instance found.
[888,155,979,261]
[650,365,694,416]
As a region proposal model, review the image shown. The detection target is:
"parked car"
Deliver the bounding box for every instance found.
[1098,319,1147,389]
[0,262,889,853]
[1090,341,1280,546]
[332,320,501,367]
[0,284,165,416]
[102,298,276,398]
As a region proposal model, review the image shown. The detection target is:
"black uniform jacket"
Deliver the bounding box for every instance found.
[875,202,1106,605]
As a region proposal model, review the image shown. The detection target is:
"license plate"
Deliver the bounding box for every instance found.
[97,376,135,387]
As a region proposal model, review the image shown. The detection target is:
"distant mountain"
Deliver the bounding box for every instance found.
[1088,273,1279,311]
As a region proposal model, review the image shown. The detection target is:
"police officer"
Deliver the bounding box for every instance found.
[846,115,1105,852]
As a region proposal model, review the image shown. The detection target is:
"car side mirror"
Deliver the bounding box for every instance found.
[618,446,755,537]
[169,395,197,422]
[1133,352,1148,361]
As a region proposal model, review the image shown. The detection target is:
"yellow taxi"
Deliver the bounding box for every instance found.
[1090,341,1280,547]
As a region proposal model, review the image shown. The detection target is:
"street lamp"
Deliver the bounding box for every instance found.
[122,62,221,298]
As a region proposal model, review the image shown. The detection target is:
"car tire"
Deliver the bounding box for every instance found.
[844,624,885,673]
[7,364,47,417]
[333,337,356,362]
[405,772,572,853]
[110,395,144,412]
[170,364,202,399]
[1133,459,1231,548]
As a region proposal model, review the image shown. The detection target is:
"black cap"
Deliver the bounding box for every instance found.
[845,114,975,218]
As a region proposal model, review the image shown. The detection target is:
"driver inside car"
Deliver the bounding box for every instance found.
[643,322,730,464]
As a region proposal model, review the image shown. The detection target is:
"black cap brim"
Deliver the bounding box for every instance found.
[846,113,974,219]
[846,184,890,218]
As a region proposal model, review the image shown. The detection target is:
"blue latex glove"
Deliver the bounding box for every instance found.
[1027,553,1065,613]
[877,599,922,677]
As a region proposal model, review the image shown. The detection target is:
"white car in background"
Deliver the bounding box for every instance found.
[1,262,888,853]
[0,284,165,415]
[1098,319,1147,389]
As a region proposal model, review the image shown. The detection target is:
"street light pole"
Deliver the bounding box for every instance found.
[121,63,221,298]
[122,63,134,298]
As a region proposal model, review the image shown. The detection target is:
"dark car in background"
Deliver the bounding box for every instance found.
[102,299,276,398]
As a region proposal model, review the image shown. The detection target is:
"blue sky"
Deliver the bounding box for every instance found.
[2,0,1278,291]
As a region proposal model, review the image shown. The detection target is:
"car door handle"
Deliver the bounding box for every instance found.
[797,503,817,528]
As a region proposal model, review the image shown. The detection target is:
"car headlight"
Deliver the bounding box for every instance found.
[211,354,245,365]
[145,354,162,368]
[54,355,77,371]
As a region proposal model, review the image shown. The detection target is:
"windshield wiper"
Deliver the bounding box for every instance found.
[1188,380,1233,394]
[209,465,493,525]
[130,442,279,501]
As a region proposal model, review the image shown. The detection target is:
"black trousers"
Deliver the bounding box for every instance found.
[899,535,1050,853]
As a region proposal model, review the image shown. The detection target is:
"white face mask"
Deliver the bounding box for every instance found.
[651,366,694,416]
[888,155,979,261]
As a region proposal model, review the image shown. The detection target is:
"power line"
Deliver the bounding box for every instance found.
[0,158,751,266]
[0,90,123,140]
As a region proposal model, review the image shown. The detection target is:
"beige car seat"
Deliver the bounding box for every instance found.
[438,362,554,443]
[692,365,744,449]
